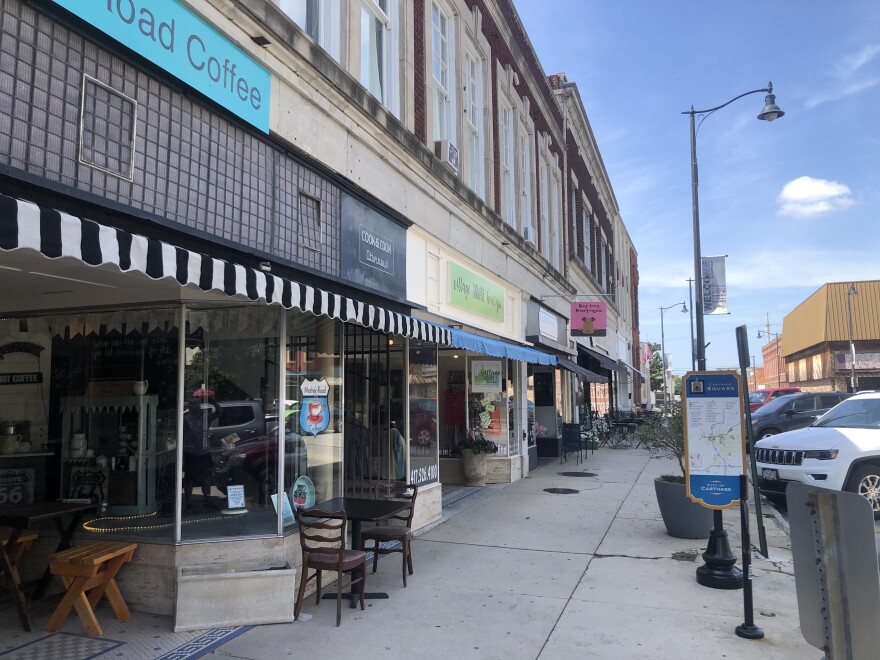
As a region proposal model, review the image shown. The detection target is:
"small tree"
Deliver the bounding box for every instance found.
[632,403,685,482]
[647,342,663,392]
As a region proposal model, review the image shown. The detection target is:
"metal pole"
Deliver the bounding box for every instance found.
[689,109,706,371]
[660,307,667,408]
[735,474,764,639]
[847,285,857,393]
[775,335,781,387]
[687,278,696,371]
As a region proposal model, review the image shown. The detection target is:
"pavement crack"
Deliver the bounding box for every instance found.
[593,553,667,560]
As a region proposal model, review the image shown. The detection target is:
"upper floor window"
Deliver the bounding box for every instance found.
[539,159,550,261]
[500,102,515,227]
[431,2,452,142]
[280,0,341,61]
[360,0,397,113]
[583,208,592,269]
[519,130,533,230]
[464,50,484,198]
[550,171,560,268]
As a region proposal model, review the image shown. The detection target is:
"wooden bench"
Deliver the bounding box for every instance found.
[1,529,38,576]
[46,541,137,636]
[0,529,39,630]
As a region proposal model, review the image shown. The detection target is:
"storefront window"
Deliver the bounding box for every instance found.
[408,341,438,486]
[0,309,180,541]
[181,306,279,541]
[467,357,507,456]
[284,312,342,516]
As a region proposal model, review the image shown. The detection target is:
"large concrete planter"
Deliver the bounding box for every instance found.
[654,477,713,539]
[460,448,488,486]
[174,561,295,631]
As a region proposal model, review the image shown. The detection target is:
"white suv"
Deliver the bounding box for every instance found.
[755,391,880,516]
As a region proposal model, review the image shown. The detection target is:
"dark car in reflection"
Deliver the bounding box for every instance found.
[410,397,438,446]
[213,409,308,504]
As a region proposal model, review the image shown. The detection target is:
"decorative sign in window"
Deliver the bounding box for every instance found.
[470,360,502,393]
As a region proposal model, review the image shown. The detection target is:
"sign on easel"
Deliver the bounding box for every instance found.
[683,370,746,508]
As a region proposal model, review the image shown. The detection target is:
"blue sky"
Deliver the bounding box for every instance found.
[516,1,879,375]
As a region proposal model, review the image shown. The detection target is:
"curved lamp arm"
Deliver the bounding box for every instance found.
[682,84,773,118]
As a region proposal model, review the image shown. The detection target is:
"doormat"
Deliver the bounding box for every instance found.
[0,633,123,660]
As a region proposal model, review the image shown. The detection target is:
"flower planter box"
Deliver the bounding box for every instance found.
[654,477,712,539]
[174,561,295,631]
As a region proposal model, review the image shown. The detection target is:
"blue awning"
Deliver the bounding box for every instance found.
[446,328,557,365]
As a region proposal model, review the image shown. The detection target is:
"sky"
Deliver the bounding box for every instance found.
[515,0,879,375]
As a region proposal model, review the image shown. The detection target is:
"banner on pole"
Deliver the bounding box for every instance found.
[701,255,729,315]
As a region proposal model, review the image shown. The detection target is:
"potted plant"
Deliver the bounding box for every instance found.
[459,427,499,486]
[632,404,712,539]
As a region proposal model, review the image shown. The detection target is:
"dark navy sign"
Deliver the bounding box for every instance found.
[341,194,406,299]
[51,0,271,132]
[683,371,746,509]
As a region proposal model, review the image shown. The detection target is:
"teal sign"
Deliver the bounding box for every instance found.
[51,0,271,133]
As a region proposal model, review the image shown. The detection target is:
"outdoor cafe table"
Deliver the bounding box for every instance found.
[0,500,97,631]
[304,496,411,608]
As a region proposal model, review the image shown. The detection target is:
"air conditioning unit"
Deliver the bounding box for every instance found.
[434,140,459,172]
[522,225,537,246]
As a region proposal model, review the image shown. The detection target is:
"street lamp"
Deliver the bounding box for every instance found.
[757,330,782,387]
[684,83,784,371]
[660,302,687,408]
[683,82,784,593]
[847,283,858,392]
[686,279,696,370]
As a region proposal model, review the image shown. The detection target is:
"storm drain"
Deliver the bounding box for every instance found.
[544,488,580,495]
[558,472,597,478]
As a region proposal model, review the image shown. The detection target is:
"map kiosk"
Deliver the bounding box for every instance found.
[682,371,746,508]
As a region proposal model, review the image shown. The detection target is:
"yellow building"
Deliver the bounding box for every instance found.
[783,281,880,392]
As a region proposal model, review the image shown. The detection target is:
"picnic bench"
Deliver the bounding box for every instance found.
[46,541,137,636]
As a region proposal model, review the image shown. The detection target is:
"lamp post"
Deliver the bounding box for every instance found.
[757,330,781,387]
[686,278,696,371]
[684,83,784,592]
[660,302,687,408]
[847,283,858,392]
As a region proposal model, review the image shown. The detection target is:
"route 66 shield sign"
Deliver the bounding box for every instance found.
[300,378,330,436]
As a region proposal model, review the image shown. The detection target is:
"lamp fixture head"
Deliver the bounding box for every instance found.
[757,82,784,121]
[849,283,858,296]
[681,303,688,313]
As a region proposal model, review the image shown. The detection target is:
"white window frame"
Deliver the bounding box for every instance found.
[430,1,456,144]
[550,169,561,268]
[359,0,399,116]
[539,158,550,261]
[500,100,515,227]
[280,0,341,61]
[519,127,533,232]
[582,201,592,270]
[463,48,485,198]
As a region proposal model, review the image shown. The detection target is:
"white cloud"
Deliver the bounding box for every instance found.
[777,176,854,217]
[837,44,880,77]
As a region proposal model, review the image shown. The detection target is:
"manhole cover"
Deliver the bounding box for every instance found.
[544,488,579,495]
[558,472,597,478]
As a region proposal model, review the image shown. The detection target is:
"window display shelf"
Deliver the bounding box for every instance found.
[0,452,53,459]
[60,395,158,515]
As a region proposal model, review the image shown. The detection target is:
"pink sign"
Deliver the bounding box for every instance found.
[571,301,607,336]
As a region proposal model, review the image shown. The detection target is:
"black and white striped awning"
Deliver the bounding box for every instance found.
[0,193,449,344]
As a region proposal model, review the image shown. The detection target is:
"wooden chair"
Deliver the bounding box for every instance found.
[294,508,366,626]
[361,484,418,587]
[46,541,137,636]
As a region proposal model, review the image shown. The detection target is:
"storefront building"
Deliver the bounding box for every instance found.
[0,0,640,627]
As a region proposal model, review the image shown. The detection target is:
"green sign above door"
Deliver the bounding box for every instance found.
[449,263,505,322]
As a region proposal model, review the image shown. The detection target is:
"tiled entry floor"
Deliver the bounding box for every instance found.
[0,598,249,660]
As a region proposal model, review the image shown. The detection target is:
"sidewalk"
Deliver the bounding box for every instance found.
[209,448,813,660]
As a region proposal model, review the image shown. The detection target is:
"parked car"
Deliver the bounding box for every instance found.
[755,391,880,515]
[750,391,851,439]
[409,397,437,447]
[748,387,801,413]
[207,400,265,449]
[213,407,308,504]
